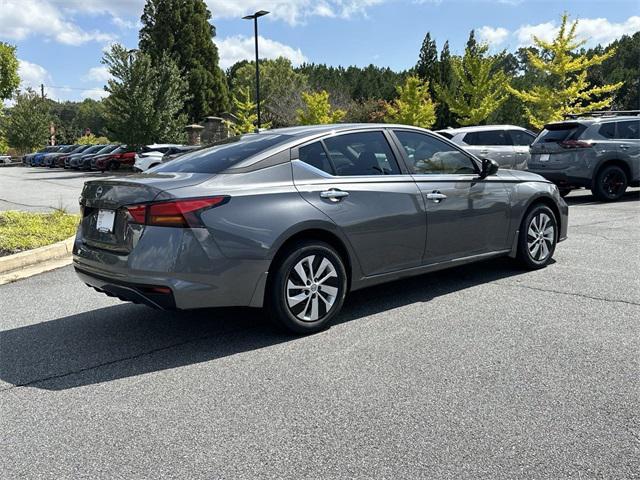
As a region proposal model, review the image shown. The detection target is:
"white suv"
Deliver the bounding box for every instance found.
[134,144,182,172]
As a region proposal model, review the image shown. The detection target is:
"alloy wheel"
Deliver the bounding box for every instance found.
[601,170,626,198]
[527,212,555,262]
[286,254,339,322]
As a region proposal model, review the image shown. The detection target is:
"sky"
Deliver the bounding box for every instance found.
[1,0,638,103]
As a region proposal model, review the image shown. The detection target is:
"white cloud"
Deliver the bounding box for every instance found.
[516,16,640,47]
[0,0,114,46]
[18,60,52,91]
[83,66,112,83]
[81,88,109,100]
[215,35,307,69]
[477,26,509,45]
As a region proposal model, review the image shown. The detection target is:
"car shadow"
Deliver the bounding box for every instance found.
[564,189,640,206]
[0,258,529,391]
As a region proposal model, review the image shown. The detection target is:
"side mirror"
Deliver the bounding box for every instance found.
[480,158,499,178]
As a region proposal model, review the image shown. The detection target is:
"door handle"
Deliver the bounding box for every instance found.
[620,145,629,150]
[320,189,349,202]
[480,150,489,154]
[425,191,447,203]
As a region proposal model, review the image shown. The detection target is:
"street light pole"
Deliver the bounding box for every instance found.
[243,10,269,132]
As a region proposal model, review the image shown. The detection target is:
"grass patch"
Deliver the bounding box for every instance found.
[0,210,79,256]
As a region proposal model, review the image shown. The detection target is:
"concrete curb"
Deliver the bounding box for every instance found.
[0,236,75,284]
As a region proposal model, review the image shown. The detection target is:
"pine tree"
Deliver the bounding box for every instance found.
[415,32,438,88]
[435,43,509,126]
[435,40,456,128]
[383,76,436,128]
[229,86,271,134]
[508,13,623,128]
[102,44,188,145]
[297,91,345,125]
[139,0,229,122]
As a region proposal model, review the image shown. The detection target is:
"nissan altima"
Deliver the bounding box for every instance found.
[74,124,568,333]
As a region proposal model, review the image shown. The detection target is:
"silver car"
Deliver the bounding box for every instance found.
[74,124,568,334]
[436,125,536,170]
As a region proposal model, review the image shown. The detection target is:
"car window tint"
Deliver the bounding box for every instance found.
[535,124,587,143]
[394,130,477,175]
[615,120,640,139]
[154,134,293,174]
[510,130,536,146]
[322,131,401,176]
[599,122,616,139]
[299,141,334,174]
[464,130,510,146]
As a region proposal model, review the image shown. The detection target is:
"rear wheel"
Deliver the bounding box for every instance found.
[267,240,347,334]
[592,165,627,201]
[108,161,120,171]
[516,204,557,269]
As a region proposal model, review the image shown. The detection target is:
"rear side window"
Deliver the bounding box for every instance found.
[509,130,536,146]
[463,130,510,146]
[535,124,587,144]
[154,134,293,174]
[598,122,616,139]
[322,131,401,176]
[616,120,640,139]
[299,141,333,174]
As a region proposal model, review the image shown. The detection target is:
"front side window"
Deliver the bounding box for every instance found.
[599,122,616,139]
[615,120,640,140]
[464,130,510,146]
[395,130,477,175]
[510,130,536,146]
[322,131,401,176]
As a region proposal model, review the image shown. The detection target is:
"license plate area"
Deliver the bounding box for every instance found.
[96,209,116,233]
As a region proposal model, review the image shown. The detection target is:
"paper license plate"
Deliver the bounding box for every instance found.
[539,153,550,162]
[96,209,116,233]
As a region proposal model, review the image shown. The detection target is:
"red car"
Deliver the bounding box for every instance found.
[94,146,137,172]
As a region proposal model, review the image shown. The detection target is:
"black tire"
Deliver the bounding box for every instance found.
[516,204,558,269]
[108,161,120,171]
[267,240,347,334]
[592,165,628,202]
[559,188,571,198]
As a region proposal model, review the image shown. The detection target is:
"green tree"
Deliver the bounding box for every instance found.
[229,57,308,127]
[0,42,20,101]
[297,90,345,125]
[76,99,107,136]
[76,133,110,145]
[508,14,622,129]
[415,32,438,89]
[102,44,188,145]
[6,88,51,152]
[435,43,510,126]
[139,0,229,121]
[435,40,456,128]
[383,75,436,128]
[229,86,271,134]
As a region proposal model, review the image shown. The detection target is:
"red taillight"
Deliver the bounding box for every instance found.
[125,196,227,227]
[559,140,592,149]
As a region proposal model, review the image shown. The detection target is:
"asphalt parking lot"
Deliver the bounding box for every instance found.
[1,173,639,478]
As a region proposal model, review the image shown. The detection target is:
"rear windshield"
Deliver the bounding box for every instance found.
[153,134,293,174]
[535,124,587,144]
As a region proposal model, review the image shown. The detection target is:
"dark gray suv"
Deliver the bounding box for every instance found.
[528,115,640,200]
[74,124,568,334]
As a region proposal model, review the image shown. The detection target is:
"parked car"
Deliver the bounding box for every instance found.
[68,144,106,169]
[94,146,137,172]
[56,145,92,168]
[133,144,182,172]
[528,113,640,200]
[79,144,119,170]
[161,145,201,164]
[74,124,568,334]
[23,147,50,165]
[436,125,536,170]
[0,155,11,164]
[31,146,63,166]
[43,144,79,167]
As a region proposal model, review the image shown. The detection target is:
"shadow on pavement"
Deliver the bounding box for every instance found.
[0,258,527,391]
[564,189,640,206]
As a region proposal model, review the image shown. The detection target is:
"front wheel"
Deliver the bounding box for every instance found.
[267,240,347,334]
[559,188,571,198]
[592,165,627,201]
[516,204,557,269]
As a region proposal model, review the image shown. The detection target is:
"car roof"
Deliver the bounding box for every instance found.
[435,125,529,134]
[546,115,640,128]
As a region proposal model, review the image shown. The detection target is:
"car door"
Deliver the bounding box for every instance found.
[463,130,516,169]
[291,130,426,277]
[508,129,537,170]
[391,129,511,265]
[614,120,640,182]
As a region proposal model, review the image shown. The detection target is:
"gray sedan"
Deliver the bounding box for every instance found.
[436,125,537,170]
[74,124,568,333]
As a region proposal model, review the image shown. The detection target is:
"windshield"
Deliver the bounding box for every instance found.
[153,134,293,174]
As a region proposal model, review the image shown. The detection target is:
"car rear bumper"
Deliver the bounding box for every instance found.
[72,224,270,310]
